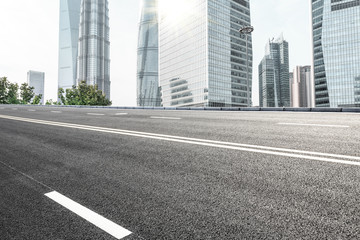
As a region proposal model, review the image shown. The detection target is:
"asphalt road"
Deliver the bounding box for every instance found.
[1,105,360,239]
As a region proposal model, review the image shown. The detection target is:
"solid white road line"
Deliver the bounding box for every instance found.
[1,114,360,166]
[150,116,181,120]
[87,113,105,116]
[51,111,62,113]
[115,113,128,115]
[12,108,18,110]
[45,191,132,239]
[277,123,350,128]
[28,109,36,112]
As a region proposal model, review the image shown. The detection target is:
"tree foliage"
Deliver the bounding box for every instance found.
[58,80,111,106]
[0,77,9,104]
[8,82,20,104]
[32,94,42,105]
[20,83,35,104]
[0,77,39,105]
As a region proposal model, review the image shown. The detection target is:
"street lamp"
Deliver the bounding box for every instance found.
[239,26,254,107]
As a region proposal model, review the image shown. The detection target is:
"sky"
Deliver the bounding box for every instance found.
[0,0,311,106]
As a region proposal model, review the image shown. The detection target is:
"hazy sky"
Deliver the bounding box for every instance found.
[0,0,311,106]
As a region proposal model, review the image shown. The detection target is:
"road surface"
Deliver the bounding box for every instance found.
[1,106,360,239]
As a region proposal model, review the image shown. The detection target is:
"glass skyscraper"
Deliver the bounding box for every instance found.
[27,70,45,104]
[311,0,360,107]
[258,36,290,107]
[58,0,81,91]
[290,66,313,108]
[137,0,161,107]
[77,0,110,99]
[159,0,252,107]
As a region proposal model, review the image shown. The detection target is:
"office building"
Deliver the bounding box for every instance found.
[27,71,45,104]
[77,0,110,99]
[158,0,253,107]
[311,0,360,107]
[137,0,161,107]
[290,66,313,107]
[58,0,81,92]
[258,36,290,107]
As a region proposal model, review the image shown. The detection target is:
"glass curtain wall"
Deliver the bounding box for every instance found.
[159,0,252,107]
[58,0,81,91]
[137,0,162,107]
[312,0,360,107]
[77,0,110,99]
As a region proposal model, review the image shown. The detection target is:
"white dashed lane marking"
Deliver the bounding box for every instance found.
[115,113,128,116]
[87,113,105,116]
[45,191,132,239]
[150,116,181,120]
[277,123,350,128]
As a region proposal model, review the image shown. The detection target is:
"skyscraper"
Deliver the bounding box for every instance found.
[311,0,360,107]
[290,66,313,108]
[137,0,161,107]
[77,0,110,99]
[27,70,45,104]
[258,36,290,107]
[158,0,252,107]
[58,0,81,91]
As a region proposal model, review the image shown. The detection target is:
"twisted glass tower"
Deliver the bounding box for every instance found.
[58,0,81,91]
[77,0,110,99]
[137,0,161,107]
[159,0,252,107]
[311,0,360,107]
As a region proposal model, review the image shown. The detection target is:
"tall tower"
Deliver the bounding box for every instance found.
[27,70,45,104]
[258,36,290,107]
[290,66,313,108]
[77,0,110,99]
[311,0,360,107]
[58,0,81,92]
[158,0,252,107]
[137,0,161,107]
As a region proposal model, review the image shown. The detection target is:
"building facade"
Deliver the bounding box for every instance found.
[258,36,290,107]
[311,0,360,107]
[27,70,45,104]
[58,0,82,91]
[137,0,161,107]
[290,66,313,107]
[77,0,110,99]
[158,0,252,107]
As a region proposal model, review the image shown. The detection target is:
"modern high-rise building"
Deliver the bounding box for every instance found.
[77,0,110,99]
[158,0,253,107]
[27,70,45,104]
[137,0,161,107]
[290,66,314,107]
[58,0,82,91]
[258,36,290,107]
[311,0,360,107]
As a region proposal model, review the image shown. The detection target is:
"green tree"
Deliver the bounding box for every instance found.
[32,94,42,105]
[7,82,20,104]
[58,81,111,106]
[0,77,9,104]
[20,83,35,104]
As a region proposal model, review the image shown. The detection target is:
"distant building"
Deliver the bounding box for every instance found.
[27,71,45,104]
[137,0,161,107]
[58,0,82,92]
[77,0,110,99]
[311,0,360,107]
[258,35,290,107]
[290,66,314,107]
[159,0,253,107]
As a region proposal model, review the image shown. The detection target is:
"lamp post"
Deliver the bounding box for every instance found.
[239,26,254,107]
